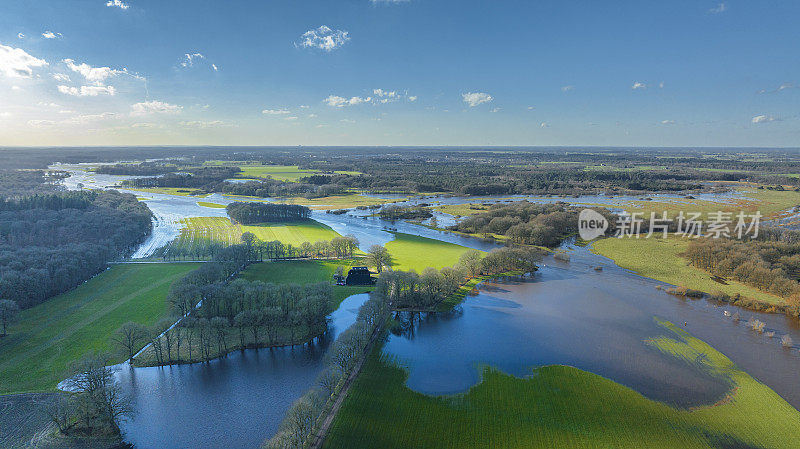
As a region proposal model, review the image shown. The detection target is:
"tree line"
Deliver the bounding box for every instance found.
[0,190,152,309]
[226,202,311,224]
[263,285,391,449]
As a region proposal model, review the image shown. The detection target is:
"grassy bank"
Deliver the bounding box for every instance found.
[386,232,478,272]
[0,263,198,393]
[242,259,373,306]
[323,319,800,449]
[591,236,784,305]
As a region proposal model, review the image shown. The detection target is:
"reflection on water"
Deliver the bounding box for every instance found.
[384,247,800,410]
[118,293,369,449]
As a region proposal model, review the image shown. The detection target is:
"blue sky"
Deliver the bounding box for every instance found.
[0,0,798,147]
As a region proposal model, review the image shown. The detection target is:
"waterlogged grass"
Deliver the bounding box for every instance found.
[279,194,397,210]
[434,203,492,217]
[324,320,800,449]
[0,263,198,393]
[167,217,342,256]
[241,259,372,306]
[591,236,784,305]
[197,201,226,209]
[386,232,479,272]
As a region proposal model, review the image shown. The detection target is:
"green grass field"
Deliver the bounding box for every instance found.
[0,263,197,393]
[323,319,800,449]
[197,201,226,208]
[202,162,361,182]
[591,236,784,305]
[241,259,372,306]
[167,217,342,257]
[385,232,478,272]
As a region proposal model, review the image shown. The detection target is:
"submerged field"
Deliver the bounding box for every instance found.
[386,232,478,272]
[201,162,361,182]
[591,236,784,305]
[0,263,198,393]
[324,320,800,449]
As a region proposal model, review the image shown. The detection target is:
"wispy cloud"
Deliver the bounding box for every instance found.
[0,44,48,78]
[752,115,780,124]
[462,92,493,107]
[709,3,727,14]
[661,120,675,125]
[57,85,116,96]
[262,108,291,115]
[561,85,574,92]
[131,100,182,116]
[297,26,350,52]
[179,120,228,128]
[325,95,370,107]
[632,82,646,90]
[757,82,796,94]
[42,31,63,39]
[17,33,24,39]
[106,0,130,10]
[63,59,125,84]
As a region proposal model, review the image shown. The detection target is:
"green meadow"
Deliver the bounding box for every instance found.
[386,232,478,272]
[0,263,198,393]
[591,236,784,305]
[241,259,372,306]
[323,319,800,449]
[168,217,342,256]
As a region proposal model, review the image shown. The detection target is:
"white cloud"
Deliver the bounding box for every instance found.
[709,3,727,14]
[0,112,12,118]
[340,118,356,124]
[211,64,218,72]
[758,82,796,94]
[106,0,130,10]
[63,58,124,84]
[297,26,350,52]
[408,96,418,102]
[307,113,318,118]
[262,108,291,115]
[632,82,646,90]
[58,85,116,96]
[131,100,182,116]
[0,45,48,78]
[540,122,549,128]
[659,82,665,89]
[561,85,574,92]
[181,53,204,68]
[661,120,675,125]
[52,73,70,82]
[752,115,779,124]
[42,31,63,39]
[284,116,298,121]
[462,92,493,107]
[527,106,535,110]
[179,120,227,128]
[299,105,310,109]
[490,107,501,113]
[17,33,25,39]
[325,95,369,107]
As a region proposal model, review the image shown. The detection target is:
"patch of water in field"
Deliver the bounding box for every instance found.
[117,292,369,449]
[383,246,800,409]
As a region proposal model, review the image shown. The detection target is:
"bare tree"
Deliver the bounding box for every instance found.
[112,321,148,362]
[0,299,19,337]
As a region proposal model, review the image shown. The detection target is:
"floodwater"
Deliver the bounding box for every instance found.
[49,163,800,447]
[384,246,800,409]
[116,293,369,449]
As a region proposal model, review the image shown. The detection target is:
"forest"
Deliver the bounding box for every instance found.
[0,190,152,309]
[450,202,614,247]
[685,229,800,301]
[226,202,311,224]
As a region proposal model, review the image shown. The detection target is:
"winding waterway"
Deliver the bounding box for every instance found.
[50,163,800,448]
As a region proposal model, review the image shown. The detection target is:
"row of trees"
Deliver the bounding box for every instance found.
[377,247,539,310]
[0,190,152,308]
[263,285,391,449]
[121,166,240,189]
[226,202,311,224]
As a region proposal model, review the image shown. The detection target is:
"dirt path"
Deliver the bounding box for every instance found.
[309,327,382,449]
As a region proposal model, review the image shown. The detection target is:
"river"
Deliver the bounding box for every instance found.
[50,163,800,448]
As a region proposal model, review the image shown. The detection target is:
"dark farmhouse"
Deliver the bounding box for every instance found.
[345,267,375,285]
